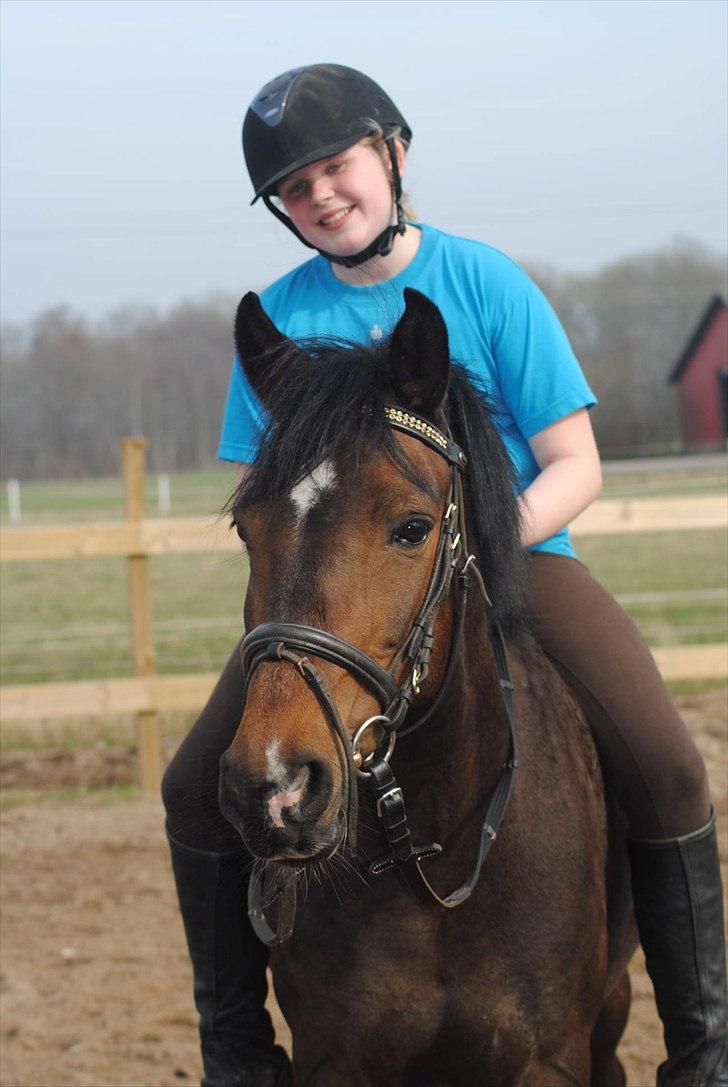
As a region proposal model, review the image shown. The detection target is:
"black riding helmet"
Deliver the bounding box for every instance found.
[242,64,412,267]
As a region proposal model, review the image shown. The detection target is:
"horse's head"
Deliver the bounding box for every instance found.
[218,289,468,864]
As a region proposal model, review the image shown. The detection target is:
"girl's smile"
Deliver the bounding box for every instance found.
[317,205,355,229]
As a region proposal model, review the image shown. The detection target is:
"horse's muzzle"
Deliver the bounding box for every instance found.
[218,749,344,861]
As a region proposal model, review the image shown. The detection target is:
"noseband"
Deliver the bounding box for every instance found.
[243,407,518,945]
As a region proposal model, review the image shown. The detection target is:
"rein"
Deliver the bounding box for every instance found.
[244,407,518,945]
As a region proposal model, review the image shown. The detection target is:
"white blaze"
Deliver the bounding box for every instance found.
[289,459,336,521]
[265,739,287,783]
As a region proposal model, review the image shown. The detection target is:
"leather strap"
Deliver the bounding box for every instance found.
[367,617,518,909]
[243,622,399,709]
[248,863,297,946]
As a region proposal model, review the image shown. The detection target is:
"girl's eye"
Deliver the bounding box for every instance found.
[285,180,306,198]
[391,518,432,548]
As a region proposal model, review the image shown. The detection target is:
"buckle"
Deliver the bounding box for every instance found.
[376,785,403,818]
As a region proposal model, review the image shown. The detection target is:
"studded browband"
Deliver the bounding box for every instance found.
[383,406,467,468]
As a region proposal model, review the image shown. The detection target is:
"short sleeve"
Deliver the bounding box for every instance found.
[490,278,596,440]
[217,352,269,463]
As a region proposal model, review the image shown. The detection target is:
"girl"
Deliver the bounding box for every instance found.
[163,64,727,1087]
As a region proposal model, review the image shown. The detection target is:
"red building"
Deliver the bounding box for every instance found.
[669,295,728,452]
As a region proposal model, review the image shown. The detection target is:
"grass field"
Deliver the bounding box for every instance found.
[1,463,726,695]
[0,467,235,524]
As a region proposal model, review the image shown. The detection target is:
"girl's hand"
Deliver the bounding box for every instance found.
[518,409,602,548]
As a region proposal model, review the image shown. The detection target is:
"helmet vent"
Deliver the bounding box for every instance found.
[251,67,306,127]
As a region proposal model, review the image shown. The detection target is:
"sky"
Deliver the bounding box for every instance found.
[1,0,726,324]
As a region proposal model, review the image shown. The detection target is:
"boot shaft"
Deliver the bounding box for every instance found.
[630,811,728,1086]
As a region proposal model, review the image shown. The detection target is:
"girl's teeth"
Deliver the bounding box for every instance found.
[324,207,350,225]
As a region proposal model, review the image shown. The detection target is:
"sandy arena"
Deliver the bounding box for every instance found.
[1,691,725,1087]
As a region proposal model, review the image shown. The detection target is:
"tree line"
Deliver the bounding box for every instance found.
[1,238,725,480]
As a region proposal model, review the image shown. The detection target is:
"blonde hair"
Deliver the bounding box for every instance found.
[361,126,416,221]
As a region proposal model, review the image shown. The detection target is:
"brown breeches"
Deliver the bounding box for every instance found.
[527,552,710,840]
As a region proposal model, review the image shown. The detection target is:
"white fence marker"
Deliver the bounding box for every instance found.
[157,474,171,515]
[7,479,21,523]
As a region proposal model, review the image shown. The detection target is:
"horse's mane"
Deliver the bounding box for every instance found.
[228,336,528,636]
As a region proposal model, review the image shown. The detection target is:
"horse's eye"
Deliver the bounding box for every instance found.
[392,517,432,548]
[231,515,248,544]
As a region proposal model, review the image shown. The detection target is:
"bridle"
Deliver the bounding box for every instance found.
[243,406,518,946]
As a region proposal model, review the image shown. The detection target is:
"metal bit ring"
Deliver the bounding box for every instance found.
[352,715,396,778]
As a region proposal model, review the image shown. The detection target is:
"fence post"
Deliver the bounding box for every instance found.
[157,473,171,515]
[122,437,162,793]
[7,479,21,523]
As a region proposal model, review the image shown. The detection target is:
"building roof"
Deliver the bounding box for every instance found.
[669,294,727,384]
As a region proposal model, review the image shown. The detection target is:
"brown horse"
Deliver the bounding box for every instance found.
[218,288,637,1087]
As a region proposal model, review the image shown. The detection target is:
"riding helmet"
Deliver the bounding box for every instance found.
[242,64,412,265]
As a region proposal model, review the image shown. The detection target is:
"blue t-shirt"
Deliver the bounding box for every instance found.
[218,224,596,557]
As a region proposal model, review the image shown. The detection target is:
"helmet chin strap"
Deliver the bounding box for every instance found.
[262,137,407,269]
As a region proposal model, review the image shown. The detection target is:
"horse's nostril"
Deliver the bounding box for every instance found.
[290,763,311,794]
[266,762,310,828]
[266,757,332,828]
[298,757,333,821]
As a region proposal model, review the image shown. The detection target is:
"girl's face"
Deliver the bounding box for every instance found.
[277,141,402,258]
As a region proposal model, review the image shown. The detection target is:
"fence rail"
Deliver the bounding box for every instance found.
[1,442,726,791]
[3,644,725,726]
[2,496,726,563]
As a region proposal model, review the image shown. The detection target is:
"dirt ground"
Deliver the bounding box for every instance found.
[1,691,726,1087]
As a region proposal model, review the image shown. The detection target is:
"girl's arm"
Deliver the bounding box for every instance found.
[517,408,602,548]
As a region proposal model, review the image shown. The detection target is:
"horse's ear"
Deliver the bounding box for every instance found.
[388,288,450,416]
[234,292,293,407]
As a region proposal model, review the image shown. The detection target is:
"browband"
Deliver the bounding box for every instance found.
[383,406,467,469]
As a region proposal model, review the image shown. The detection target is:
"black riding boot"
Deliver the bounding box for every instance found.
[629,810,728,1087]
[166,827,292,1087]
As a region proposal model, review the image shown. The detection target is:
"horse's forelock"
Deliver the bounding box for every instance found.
[230,339,395,510]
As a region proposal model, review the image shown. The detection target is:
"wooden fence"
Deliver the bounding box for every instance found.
[1,440,726,791]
